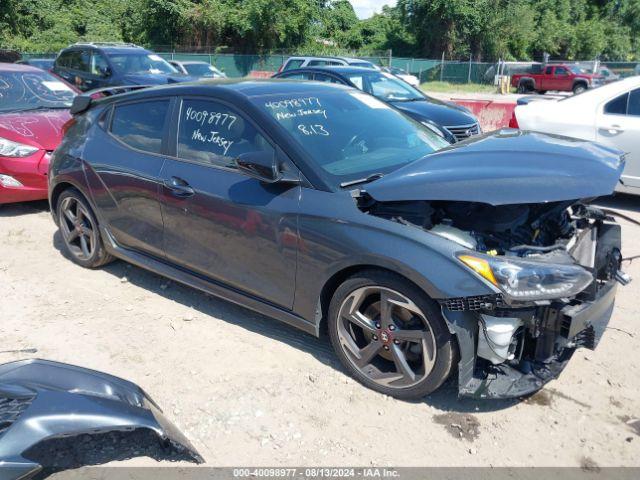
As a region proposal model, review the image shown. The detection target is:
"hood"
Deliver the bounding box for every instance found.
[390,98,477,126]
[365,130,624,206]
[121,73,193,85]
[0,109,71,151]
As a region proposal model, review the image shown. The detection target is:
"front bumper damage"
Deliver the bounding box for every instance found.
[0,359,203,479]
[440,221,625,399]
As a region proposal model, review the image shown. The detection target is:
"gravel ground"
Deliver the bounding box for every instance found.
[1,196,639,470]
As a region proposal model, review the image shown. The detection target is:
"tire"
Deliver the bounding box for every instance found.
[538,90,547,95]
[328,270,457,400]
[56,188,114,268]
[573,83,587,95]
[516,83,527,94]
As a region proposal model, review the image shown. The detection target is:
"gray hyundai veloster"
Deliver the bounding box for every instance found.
[49,80,628,399]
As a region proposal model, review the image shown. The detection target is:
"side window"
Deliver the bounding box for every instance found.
[177,99,274,168]
[313,74,341,84]
[308,60,327,67]
[91,52,109,75]
[545,66,553,75]
[604,92,629,115]
[555,67,568,75]
[627,89,640,116]
[110,100,169,154]
[56,51,72,68]
[283,59,304,71]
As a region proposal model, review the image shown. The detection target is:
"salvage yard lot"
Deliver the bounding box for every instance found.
[1,198,640,468]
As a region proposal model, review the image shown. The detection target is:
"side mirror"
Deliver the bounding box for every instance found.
[235,151,299,184]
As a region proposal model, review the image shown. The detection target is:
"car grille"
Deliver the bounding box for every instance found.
[0,395,35,439]
[440,294,504,312]
[444,123,480,142]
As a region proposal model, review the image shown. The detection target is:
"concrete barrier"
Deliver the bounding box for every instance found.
[449,98,516,132]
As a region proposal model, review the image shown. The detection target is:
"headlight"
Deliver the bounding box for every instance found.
[0,137,39,157]
[420,121,446,138]
[458,253,593,301]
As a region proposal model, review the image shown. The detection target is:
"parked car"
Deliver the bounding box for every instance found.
[510,76,640,195]
[511,63,604,95]
[278,56,379,73]
[49,80,627,400]
[52,42,191,92]
[273,66,480,143]
[381,66,420,87]
[0,63,77,205]
[15,58,55,71]
[483,61,542,83]
[169,60,226,79]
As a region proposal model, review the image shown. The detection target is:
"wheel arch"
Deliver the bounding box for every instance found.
[49,178,96,225]
[316,263,443,335]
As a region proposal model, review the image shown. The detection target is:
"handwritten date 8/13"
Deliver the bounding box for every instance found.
[297,124,329,137]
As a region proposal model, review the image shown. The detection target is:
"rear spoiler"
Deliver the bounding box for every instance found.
[70,85,153,115]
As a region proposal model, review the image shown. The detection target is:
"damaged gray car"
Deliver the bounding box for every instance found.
[49,81,628,400]
[0,359,202,478]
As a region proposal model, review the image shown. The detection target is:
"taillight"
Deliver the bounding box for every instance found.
[508,110,519,129]
[61,117,77,137]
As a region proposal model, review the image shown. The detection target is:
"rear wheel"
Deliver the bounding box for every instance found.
[328,270,456,399]
[57,189,114,268]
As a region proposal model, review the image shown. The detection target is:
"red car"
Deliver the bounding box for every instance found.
[0,63,77,205]
[511,64,604,95]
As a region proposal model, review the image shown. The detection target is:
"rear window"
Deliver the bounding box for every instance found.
[110,100,169,154]
[0,70,75,113]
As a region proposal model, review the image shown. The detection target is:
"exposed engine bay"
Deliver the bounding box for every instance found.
[359,195,629,397]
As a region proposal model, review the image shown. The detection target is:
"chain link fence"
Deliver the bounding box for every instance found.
[15,49,640,85]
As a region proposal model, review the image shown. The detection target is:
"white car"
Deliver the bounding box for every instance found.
[382,66,421,87]
[511,76,640,194]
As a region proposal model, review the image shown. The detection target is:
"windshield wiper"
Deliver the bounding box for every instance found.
[340,173,384,188]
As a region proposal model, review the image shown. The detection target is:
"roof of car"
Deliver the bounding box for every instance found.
[170,60,210,65]
[0,62,46,73]
[63,44,151,55]
[280,65,378,75]
[95,79,351,105]
[288,56,370,63]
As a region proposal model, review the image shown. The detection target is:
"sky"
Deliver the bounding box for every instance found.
[349,0,397,19]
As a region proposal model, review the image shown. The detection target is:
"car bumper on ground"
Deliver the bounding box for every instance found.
[0,151,49,204]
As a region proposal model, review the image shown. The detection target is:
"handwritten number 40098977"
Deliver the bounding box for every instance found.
[297,124,329,137]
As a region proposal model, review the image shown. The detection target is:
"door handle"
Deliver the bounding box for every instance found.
[163,176,194,197]
[600,125,624,136]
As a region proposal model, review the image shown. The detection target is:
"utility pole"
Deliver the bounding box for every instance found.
[440,51,445,82]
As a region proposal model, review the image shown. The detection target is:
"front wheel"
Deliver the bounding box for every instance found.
[328,270,457,400]
[57,189,114,268]
[573,83,587,95]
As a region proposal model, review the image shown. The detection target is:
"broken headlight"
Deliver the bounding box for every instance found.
[458,253,593,301]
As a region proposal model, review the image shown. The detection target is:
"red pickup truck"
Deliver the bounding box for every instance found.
[511,64,603,95]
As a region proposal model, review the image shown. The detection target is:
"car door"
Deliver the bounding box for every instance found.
[541,66,554,91]
[84,97,171,258]
[158,97,300,309]
[597,88,640,190]
[552,66,570,91]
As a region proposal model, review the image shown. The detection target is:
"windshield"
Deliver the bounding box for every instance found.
[569,65,587,74]
[347,71,423,102]
[108,53,177,75]
[184,63,222,77]
[256,90,449,186]
[350,61,376,69]
[0,70,75,113]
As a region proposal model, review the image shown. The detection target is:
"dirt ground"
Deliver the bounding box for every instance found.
[1,195,639,469]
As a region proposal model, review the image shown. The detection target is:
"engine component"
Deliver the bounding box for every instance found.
[477,314,523,364]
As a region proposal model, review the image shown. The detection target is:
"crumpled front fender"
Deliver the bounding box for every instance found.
[0,359,203,479]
